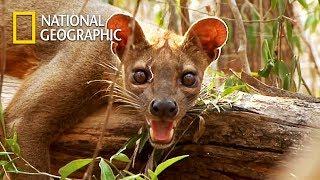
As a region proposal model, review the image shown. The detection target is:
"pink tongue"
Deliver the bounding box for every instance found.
[150,121,174,142]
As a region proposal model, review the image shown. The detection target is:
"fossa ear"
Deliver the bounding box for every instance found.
[183,17,228,62]
[106,14,149,59]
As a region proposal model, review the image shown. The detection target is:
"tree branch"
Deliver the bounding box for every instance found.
[168,0,179,34]
[180,0,190,35]
[227,0,251,74]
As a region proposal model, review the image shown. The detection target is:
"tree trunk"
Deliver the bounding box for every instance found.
[3,77,320,179]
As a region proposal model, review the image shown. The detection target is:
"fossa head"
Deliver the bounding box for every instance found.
[107,14,228,148]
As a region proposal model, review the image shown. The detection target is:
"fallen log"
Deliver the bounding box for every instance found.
[50,93,320,179]
[2,76,320,179]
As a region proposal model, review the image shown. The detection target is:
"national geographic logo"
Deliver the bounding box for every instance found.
[12,11,36,44]
[12,11,121,44]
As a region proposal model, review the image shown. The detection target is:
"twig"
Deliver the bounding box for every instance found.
[125,127,143,170]
[0,142,18,172]
[180,0,190,35]
[215,0,221,16]
[144,148,155,174]
[0,0,6,96]
[19,156,65,179]
[259,0,264,71]
[227,0,251,74]
[7,170,63,179]
[1,142,62,179]
[150,0,311,24]
[278,18,283,62]
[168,0,179,33]
[82,1,142,179]
[0,0,7,140]
[301,76,313,96]
[2,165,10,180]
[296,25,320,77]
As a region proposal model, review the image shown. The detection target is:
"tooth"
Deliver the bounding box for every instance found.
[170,129,174,139]
[149,128,154,140]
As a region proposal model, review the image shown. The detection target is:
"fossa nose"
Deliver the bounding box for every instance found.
[150,99,178,118]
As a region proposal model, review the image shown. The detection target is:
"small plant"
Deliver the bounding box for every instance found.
[0,116,189,180]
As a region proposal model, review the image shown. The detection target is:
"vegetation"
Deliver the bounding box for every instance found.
[1,0,319,179]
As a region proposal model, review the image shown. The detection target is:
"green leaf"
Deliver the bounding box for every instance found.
[286,21,293,45]
[296,58,303,90]
[3,162,17,172]
[262,40,274,64]
[122,170,145,180]
[120,174,144,180]
[275,60,290,90]
[123,133,142,150]
[271,0,278,9]
[222,85,247,97]
[99,158,115,180]
[148,169,158,180]
[259,40,275,78]
[155,11,164,27]
[110,134,141,163]
[258,64,273,77]
[153,155,189,176]
[0,161,8,166]
[110,153,130,163]
[297,0,308,9]
[272,22,279,48]
[226,21,233,42]
[277,0,286,14]
[58,158,92,179]
[246,24,257,46]
[304,16,313,29]
[291,35,302,52]
[304,15,318,32]
[5,132,20,155]
[0,152,14,156]
[251,8,260,20]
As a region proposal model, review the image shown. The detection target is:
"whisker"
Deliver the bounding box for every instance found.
[113,85,140,100]
[103,72,121,76]
[115,104,141,112]
[113,89,139,102]
[100,94,141,107]
[112,95,140,106]
[113,100,141,108]
[86,79,111,84]
[88,84,113,101]
[96,62,119,72]
[93,85,140,104]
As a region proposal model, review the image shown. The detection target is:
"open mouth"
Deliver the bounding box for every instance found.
[147,120,175,149]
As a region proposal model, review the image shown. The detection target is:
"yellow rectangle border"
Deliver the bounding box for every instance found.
[12,11,36,44]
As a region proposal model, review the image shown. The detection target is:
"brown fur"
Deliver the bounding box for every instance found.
[4,45,38,78]
[2,1,227,179]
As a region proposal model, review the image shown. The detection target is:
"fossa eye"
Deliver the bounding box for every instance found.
[133,69,148,84]
[182,72,197,87]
